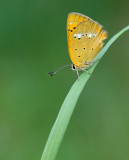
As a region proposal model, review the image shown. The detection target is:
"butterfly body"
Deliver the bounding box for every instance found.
[67,12,107,70]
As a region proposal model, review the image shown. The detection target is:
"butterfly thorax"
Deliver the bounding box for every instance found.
[71,63,91,71]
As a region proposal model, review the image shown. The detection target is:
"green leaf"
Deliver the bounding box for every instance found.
[41,25,129,160]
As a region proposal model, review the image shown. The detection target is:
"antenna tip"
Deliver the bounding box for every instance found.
[48,72,54,76]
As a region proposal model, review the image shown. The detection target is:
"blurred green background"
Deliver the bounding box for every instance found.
[0,0,129,160]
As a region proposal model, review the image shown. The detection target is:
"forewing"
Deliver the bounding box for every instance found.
[67,13,90,65]
[67,12,90,41]
[68,14,107,68]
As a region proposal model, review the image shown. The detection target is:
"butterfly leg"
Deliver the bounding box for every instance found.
[76,70,80,79]
[84,61,93,66]
[84,59,101,67]
[81,69,91,75]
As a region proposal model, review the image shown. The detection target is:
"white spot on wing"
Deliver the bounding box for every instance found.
[89,34,92,38]
[93,34,96,37]
[74,34,77,38]
[78,34,81,39]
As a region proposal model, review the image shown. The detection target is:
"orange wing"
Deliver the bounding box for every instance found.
[67,13,107,69]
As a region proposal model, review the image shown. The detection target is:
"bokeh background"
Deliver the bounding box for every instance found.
[0,0,129,160]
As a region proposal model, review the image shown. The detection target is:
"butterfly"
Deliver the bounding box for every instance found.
[48,12,107,78]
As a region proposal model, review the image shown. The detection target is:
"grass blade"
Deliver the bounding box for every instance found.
[41,25,129,160]
[94,25,129,61]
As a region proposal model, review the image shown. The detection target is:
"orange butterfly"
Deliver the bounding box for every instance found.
[49,12,107,78]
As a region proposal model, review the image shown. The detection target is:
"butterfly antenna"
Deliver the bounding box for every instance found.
[48,64,71,76]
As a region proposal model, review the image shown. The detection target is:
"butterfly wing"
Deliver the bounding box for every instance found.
[67,12,90,41]
[67,13,90,65]
[67,13,107,69]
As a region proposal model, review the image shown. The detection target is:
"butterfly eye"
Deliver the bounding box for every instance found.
[71,64,76,70]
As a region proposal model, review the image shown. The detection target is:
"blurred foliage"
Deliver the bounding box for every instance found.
[0,0,129,160]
